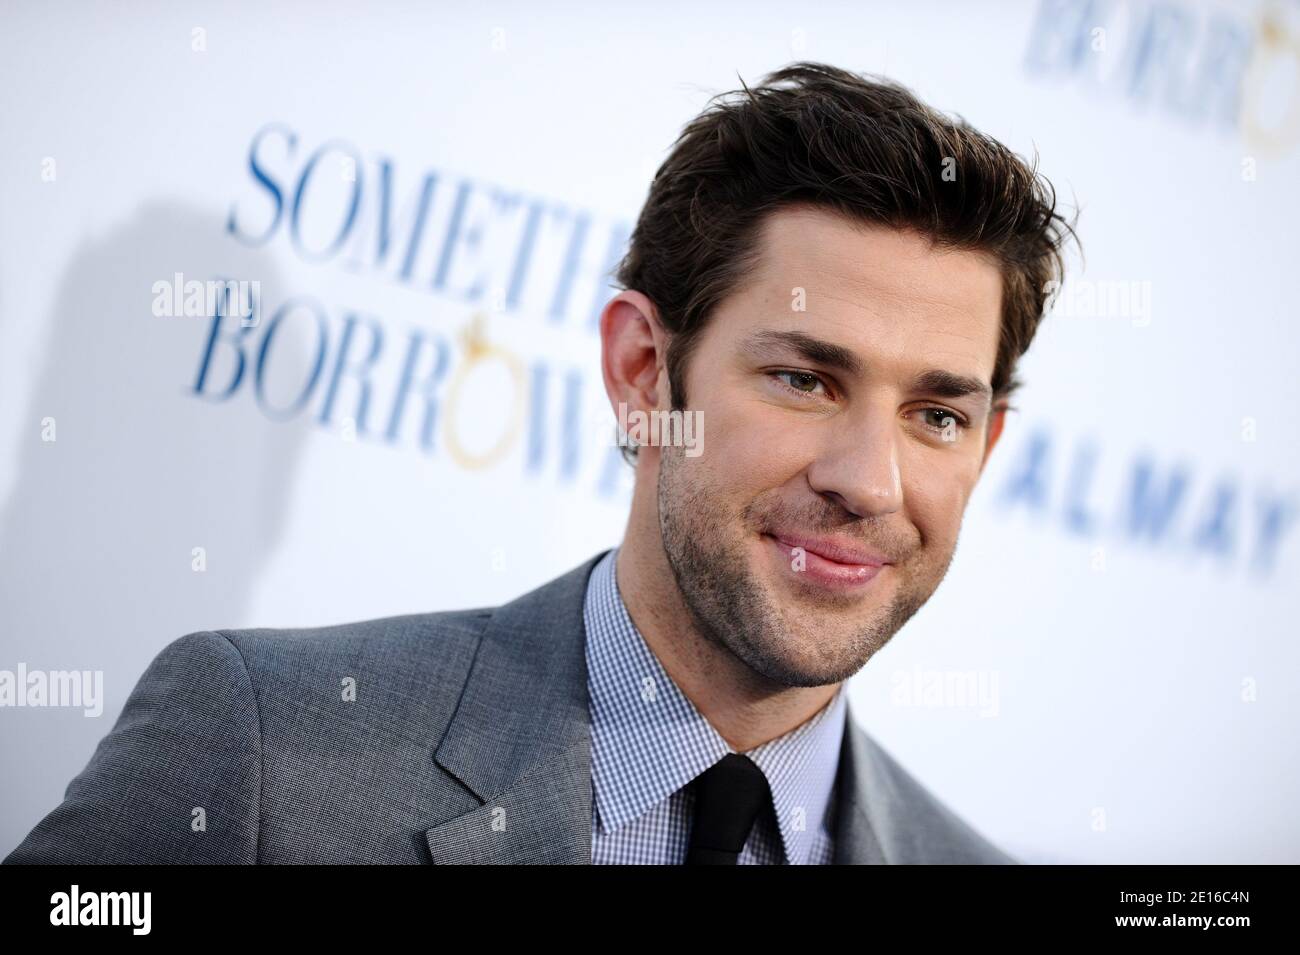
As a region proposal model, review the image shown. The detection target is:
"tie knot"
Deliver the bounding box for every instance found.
[685,753,772,864]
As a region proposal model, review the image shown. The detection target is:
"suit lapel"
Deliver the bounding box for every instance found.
[425,548,905,865]
[425,551,608,864]
[832,699,891,864]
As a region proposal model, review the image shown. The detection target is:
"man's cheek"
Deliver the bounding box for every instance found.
[743,412,822,466]
[720,419,807,484]
[907,476,968,542]
[926,452,981,507]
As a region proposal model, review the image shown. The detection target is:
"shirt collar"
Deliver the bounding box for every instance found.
[584,546,848,864]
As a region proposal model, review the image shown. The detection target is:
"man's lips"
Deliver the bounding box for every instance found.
[765,531,891,567]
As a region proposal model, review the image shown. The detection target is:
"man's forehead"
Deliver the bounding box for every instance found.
[750,204,998,298]
[717,205,1004,393]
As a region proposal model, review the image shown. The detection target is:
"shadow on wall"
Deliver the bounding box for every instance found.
[0,200,312,855]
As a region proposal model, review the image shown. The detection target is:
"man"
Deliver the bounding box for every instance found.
[5,62,1074,865]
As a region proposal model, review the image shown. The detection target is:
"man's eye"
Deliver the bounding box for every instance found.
[918,408,969,433]
[772,370,828,396]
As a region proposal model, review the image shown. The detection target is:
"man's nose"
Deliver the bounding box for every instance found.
[804,412,903,518]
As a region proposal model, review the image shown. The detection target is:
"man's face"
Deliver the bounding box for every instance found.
[656,204,1006,687]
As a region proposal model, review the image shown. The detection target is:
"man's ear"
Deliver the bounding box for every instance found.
[977,402,1008,480]
[599,290,669,420]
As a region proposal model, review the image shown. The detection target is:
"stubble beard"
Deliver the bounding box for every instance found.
[655,445,949,689]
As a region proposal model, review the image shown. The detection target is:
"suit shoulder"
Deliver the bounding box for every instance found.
[211,606,494,669]
[854,728,1019,864]
[3,628,262,864]
[200,607,497,738]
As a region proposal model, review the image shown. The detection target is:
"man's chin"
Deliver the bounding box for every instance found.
[740,633,876,687]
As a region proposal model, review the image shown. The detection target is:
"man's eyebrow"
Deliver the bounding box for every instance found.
[740,328,992,405]
[910,369,993,406]
[740,329,864,377]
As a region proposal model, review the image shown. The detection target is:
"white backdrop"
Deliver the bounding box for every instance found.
[2,0,1297,863]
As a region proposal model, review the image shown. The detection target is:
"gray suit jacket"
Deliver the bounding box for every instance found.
[5,550,1015,864]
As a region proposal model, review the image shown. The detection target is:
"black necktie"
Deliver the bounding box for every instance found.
[685,753,772,864]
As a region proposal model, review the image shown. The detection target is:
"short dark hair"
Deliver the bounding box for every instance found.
[613,61,1078,464]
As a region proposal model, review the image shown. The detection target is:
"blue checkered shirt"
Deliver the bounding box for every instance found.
[585,547,848,864]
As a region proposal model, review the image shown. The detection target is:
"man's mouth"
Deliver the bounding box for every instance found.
[765,530,891,567]
[762,531,891,591]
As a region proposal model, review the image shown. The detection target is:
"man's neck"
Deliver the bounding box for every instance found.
[613,482,840,752]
